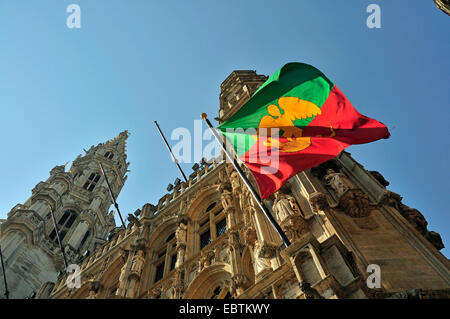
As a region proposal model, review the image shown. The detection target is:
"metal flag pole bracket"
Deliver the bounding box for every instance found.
[201,113,291,248]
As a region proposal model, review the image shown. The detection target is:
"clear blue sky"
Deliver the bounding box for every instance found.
[0,1,448,256]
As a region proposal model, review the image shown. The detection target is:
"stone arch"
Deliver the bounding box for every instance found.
[147,216,179,249]
[182,263,233,299]
[143,217,179,290]
[186,185,222,220]
[99,255,125,298]
[185,185,223,256]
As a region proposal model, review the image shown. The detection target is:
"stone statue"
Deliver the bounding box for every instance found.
[272,191,303,223]
[176,222,187,246]
[253,241,272,274]
[130,250,145,276]
[324,169,353,197]
[230,171,241,193]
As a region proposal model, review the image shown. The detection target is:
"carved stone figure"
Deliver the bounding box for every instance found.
[273,192,303,223]
[130,250,145,275]
[399,204,444,250]
[253,241,273,274]
[324,169,353,197]
[219,182,234,210]
[230,171,241,193]
[175,222,187,246]
[199,250,215,270]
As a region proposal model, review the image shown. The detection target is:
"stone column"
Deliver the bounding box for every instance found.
[30,200,50,218]
[227,230,248,296]
[280,235,326,299]
[67,221,89,250]
[88,197,102,212]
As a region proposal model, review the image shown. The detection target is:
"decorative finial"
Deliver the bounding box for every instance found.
[201,113,207,119]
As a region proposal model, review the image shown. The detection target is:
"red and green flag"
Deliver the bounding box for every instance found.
[218,62,390,199]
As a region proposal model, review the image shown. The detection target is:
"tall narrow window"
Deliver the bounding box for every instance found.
[170,254,177,271]
[154,262,165,283]
[83,173,101,191]
[49,210,78,244]
[104,152,114,160]
[200,229,211,249]
[197,201,227,252]
[80,230,90,247]
[153,230,178,283]
[215,218,227,237]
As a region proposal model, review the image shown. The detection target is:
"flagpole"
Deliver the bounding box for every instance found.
[201,113,291,248]
[99,162,126,230]
[154,120,188,183]
[48,205,69,270]
[0,244,9,299]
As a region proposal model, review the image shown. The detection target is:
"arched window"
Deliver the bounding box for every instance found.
[104,152,114,160]
[80,230,90,247]
[153,232,178,283]
[49,210,78,243]
[198,202,226,251]
[209,285,232,299]
[83,173,101,191]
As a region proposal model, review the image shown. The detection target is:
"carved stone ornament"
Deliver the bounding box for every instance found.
[300,281,324,299]
[232,274,249,293]
[244,227,257,249]
[385,191,444,250]
[257,242,277,259]
[129,250,145,278]
[273,191,302,223]
[281,215,310,242]
[199,249,215,270]
[338,189,371,218]
[254,242,272,274]
[324,169,353,198]
[176,221,187,248]
[308,192,329,213]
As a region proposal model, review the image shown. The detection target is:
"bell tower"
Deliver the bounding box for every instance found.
[218,70,268,123]
[0,131,129,299]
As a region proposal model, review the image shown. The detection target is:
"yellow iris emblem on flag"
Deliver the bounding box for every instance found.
[252,97,335,153]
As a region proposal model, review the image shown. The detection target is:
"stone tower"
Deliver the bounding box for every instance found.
[0,131,129,299]
[45,71,449,300]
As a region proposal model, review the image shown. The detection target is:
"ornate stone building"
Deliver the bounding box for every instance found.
[433,0,450,16]
[0,131,130,299]
[2,70,449,299]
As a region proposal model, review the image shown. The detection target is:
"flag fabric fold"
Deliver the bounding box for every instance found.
[218,62,390,199]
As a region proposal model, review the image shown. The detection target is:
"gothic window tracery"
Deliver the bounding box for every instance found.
[104,152,114,160]
[153,231,178,283]
[83,173,101,191]
[197,201,226,252]
[49,210,78,243]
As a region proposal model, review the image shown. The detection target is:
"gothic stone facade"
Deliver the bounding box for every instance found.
[0,131,130,299]
[3,70,449,299]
